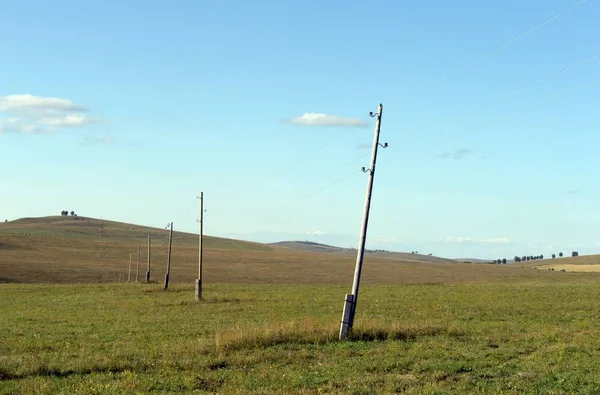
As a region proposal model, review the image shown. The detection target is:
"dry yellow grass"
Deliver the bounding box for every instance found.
[2,216,598,285]
[533,255,600,272]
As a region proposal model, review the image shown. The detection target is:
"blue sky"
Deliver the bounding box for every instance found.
[1,0,599,259]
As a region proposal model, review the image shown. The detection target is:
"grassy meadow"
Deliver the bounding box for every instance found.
[3,216,600,393]
[3,280,600,394]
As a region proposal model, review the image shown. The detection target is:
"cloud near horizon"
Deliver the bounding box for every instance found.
[438,148,473,160]
[305,230,327,236]
[83,134,113,145]
[445,236,510,244]
[0,94,96,134]
[285,112,367,128]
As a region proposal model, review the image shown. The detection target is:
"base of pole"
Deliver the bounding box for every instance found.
[163,273,169,290]
[195,278,202,301]
[145,271,150,283]
[339,294,355,340]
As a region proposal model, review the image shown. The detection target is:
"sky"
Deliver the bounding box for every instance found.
[1,0,599,260]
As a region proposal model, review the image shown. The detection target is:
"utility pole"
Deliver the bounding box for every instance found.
[339,103,387,340]
[136,244,140,282]
[145,233,151,283]
[195,192,204,301]
[128,254,132,282]
[164,222,173,290]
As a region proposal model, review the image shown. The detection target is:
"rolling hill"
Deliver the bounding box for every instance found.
[1,216,593,285]
[272,240,459,264]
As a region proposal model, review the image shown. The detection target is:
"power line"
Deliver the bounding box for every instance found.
[300,168,362,201]
[238,124,366,193]
[470,77,600,134]
[175,197,198,224]
[408,0,589,98]
[292,153,370,193]
[427,53,600,145]
[438,77,600,144]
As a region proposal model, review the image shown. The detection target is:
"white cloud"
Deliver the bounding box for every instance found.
[438,148,474,160]
[83,134,112,145]
[0,94,95,134]
[39,114,93,127]
[0,94,86,115]
[305,230,326,236]
[286,113,367,128]
[445,236,510,244]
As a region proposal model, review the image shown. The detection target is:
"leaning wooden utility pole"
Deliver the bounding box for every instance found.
[145,233,151,283]
[128,254,132,282]
[339,103,386,340]
[135,244,140,282]
[163,222,173,290]
[195,192,204,301]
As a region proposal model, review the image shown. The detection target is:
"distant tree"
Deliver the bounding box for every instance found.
[514,256,520,262]
[70,211,75,216]
[559,252,563,257]
[502,258,507,264]
[522,256,526,262]
[526,256,531,261]
[495,259,501,264]
[572,251,579,257]
[552,254,556,259]
[540,254,544,260]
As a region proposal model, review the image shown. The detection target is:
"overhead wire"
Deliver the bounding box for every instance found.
[292,152,370,193]
[237,122,367,194]
[426,53,600,149]
[299,168,363,201]
[407,0,589,98]
[468,77,600,135]
[435,77,600,146]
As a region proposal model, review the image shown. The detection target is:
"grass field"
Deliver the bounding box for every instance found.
[3,279,600,393]
[0,216,567,286]
[3,216,600,393]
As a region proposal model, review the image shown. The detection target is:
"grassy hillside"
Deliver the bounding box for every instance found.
[270,241,346,253]
[533,255,600,272]
[0,216,268,250]
[0,216,569,285]
[272,240,458,265]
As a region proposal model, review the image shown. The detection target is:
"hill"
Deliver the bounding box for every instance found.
[270,241,346,253]
[0,216,268,250]
[272,240,458,264]
[0,216,579,285]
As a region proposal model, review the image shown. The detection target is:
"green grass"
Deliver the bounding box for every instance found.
[3,279,600,393]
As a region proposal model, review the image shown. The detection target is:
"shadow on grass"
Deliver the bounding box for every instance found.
[0,276,20,283]
[0,365,133,381]
[214,320,467,352]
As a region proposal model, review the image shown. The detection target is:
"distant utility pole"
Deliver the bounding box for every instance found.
[145,233,151,283]
[339,103,387,340]
[195,192,204,301]
[135,244,140,282]
[163,222,173,290]
[128,254,132,282]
